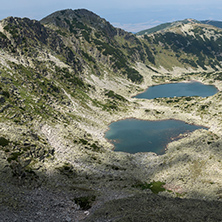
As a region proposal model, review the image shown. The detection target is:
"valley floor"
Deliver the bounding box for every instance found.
[1,64,222,221]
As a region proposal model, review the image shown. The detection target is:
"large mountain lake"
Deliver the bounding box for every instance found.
[134,81,218,99]
[105,119,207,155]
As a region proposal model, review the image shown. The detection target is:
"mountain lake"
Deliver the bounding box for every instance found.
[134,81,218,99]
[105,119,207,154]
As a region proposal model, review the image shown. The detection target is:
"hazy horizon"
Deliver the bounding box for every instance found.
[1,0,222,32]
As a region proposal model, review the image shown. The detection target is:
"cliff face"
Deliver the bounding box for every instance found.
[1,9,222,221]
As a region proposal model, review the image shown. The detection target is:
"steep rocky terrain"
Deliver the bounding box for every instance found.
[0,9,222,221]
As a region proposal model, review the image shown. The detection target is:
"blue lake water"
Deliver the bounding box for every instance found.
[134,81,218,99]
[105,119,207,155]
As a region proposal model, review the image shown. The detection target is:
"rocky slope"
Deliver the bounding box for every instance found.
[0,9,222,221]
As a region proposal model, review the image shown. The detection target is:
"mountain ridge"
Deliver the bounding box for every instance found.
[136,18,222,35]
[201,20,222,29]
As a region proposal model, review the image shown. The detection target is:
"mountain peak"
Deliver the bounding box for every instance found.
[40,8,117,37]
[41,8,99,22]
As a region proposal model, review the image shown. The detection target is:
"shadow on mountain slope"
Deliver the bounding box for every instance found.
[85,192,222,222]
[1,151,222,222]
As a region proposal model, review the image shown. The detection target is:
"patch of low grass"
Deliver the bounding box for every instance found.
[56,162,75,177]
[133,180,166,194]
[7,151,23,163]
[0,137,10,147]
[105,90,127,102]
[74,195,96,210]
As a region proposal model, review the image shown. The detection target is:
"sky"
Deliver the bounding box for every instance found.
[1,0,222,32]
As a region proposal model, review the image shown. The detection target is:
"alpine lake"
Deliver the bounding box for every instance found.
[105,81,218,155]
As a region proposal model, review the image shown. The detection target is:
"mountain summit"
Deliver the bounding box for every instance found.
[41,9,118,37]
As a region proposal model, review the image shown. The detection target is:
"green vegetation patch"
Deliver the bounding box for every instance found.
[56,162,75,177]
[55,66,85,88]
[102,101,118,111]
[105,90,127,102]
[2,91,10,98]
[124,67,143,83]
[74,195,96,210]
[93,39,116,56]
[0,137,10,147]
[79,138,89,145]
[4,24,19,38]
[133,181,166,194]
[7,152,23,163]
[76,138,102,152]
[0,31,7,39]
[90,143,101,152]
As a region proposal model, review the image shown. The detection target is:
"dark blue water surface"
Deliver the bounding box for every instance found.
[105,119,207,155]
[134,81,218,99]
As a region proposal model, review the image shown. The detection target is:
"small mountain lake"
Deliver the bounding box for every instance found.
[134,81,218,99]
[105,119,207,154]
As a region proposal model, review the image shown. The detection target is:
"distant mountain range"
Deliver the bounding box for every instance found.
[201,20,222,28]
[136,19,222,35]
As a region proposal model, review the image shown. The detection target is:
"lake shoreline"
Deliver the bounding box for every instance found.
[105,118,208,154]
[133,80,219,99]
